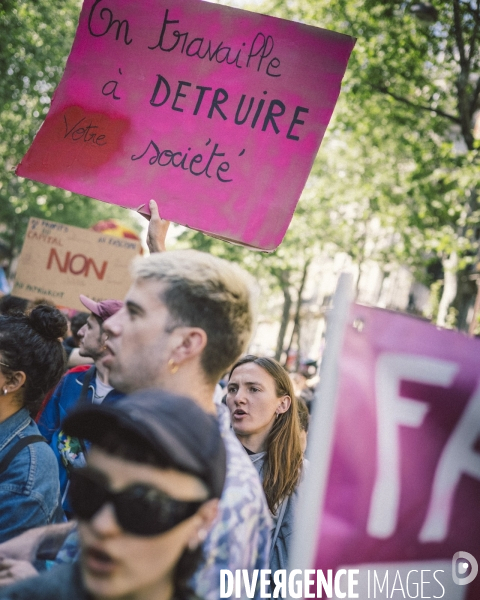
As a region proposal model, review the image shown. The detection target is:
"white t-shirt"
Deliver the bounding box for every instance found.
[92,376,113,404]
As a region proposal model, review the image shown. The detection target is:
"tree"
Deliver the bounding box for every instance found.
[177,212,321,361]
[0,0,141,268]
[241,0,480,329]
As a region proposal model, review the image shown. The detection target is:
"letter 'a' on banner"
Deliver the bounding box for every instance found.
[12,217,140,311]
[15,0,355,251]
[291,279,480,599]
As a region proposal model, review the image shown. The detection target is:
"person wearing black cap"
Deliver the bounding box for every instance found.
[0,389,226,600]
[37,295,124,517]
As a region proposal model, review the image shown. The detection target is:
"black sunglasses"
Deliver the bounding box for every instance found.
[69,469,204,537]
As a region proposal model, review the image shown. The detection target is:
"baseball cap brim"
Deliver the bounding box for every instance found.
[79,295,123,321]
[79,295,101,318]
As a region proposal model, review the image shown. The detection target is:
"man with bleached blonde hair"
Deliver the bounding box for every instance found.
[99,249,269,600]
[103,249,257,394]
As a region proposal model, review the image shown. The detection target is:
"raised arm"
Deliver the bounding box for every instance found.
[139,199,171,254]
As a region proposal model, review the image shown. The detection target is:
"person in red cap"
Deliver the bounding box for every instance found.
[78,296,124,324]
[36,295,124,518]
[65,297,121,369]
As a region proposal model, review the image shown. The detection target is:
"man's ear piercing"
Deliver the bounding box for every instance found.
[168,358,179,374]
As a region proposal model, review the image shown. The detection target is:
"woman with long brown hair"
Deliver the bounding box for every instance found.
[226,355,304,572]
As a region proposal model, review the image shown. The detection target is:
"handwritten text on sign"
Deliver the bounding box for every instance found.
[310,305,480,600]
[13,218,140,310]
[16,0,355,250]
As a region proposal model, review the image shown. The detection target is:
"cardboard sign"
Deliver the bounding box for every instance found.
[16,0,355,251]
[13,218,140,310]
[295,304,480,599]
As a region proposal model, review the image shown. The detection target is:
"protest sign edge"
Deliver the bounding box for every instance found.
[15,0,356,253]
[11,216,140,311]
[288,272,353,580]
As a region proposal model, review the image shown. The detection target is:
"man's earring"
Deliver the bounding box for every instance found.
[168,358,179,375]
[101,335,109,352]
[3,387,7,395]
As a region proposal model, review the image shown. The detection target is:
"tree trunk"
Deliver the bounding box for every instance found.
[354,219,369,297]
[437,252,458,327]
[285,259,311,370]
[468,279,480,335]
[274,273,292,362]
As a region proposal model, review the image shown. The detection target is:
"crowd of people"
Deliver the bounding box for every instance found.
[0,202,311,600]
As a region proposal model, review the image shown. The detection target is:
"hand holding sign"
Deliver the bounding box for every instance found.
[16,0,355,250]
[137,200,170,253]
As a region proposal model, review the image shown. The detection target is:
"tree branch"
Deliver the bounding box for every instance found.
[452,0,475,148]
[373,85,461,124]
[470,75,480,116]
[453,0,468,70]
[467,2,480,65]
[465,1,480,22]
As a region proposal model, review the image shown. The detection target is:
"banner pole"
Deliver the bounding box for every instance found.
[288,272,353,583]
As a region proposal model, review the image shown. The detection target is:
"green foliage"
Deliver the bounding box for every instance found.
[231,0,480,286]
[445,305,459,329]
[2,0,479,341]
[427,279,443,322]
[178,0,478,344]
[0,0,141,262]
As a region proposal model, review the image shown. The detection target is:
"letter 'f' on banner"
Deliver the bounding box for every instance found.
[367,354,458,539]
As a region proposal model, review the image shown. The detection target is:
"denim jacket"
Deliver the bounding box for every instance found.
[0,408,62,543]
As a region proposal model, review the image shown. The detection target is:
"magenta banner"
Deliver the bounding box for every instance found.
[310,305,480,599]
[16,0,355,250]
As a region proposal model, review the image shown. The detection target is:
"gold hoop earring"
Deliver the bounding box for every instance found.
[168,358,179,375]
[101,334,109,352]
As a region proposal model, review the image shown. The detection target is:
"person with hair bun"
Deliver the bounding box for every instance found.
[226,355,304,573]
[0,304,67,542]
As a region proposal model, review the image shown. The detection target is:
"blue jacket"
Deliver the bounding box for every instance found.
[0,408,62,543]
[249,451,303,573]
[37,366,124,513]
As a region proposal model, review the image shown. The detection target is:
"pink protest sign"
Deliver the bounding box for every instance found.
[16,0,355,250]
[298,304,480,599]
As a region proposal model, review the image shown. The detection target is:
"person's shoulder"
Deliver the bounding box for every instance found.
[56,365,93,394]
[5,426,58,494]
[66,365,92,375]
[47,365,90,398]
[0,564,84,600]
[25,433,58,469]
